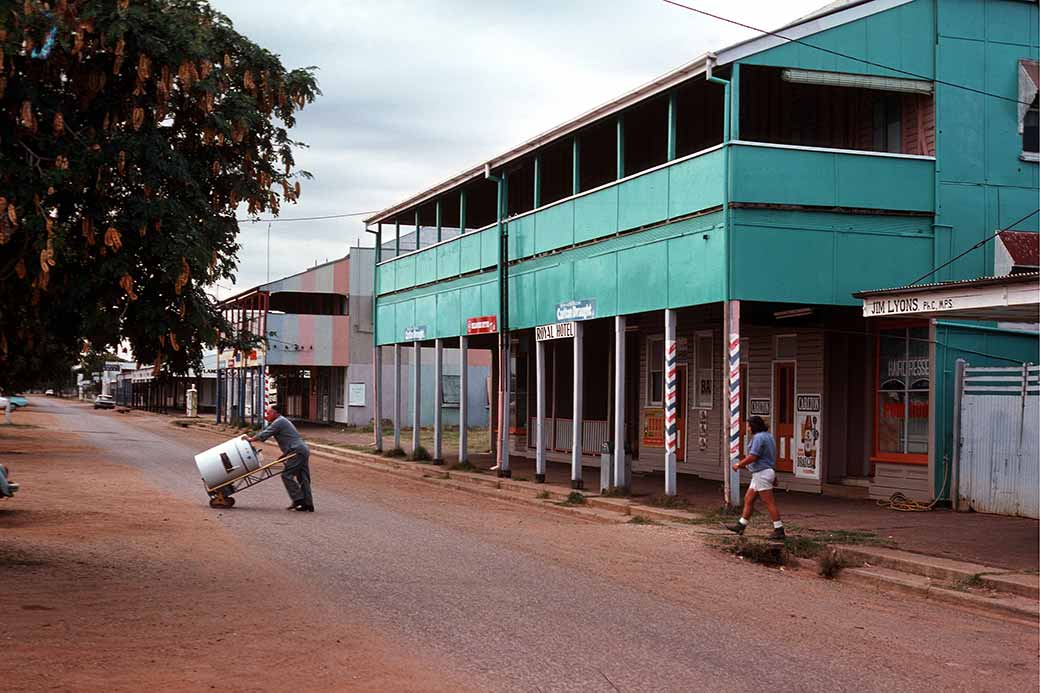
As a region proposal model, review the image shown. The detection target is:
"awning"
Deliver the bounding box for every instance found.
[854,272,1040,322]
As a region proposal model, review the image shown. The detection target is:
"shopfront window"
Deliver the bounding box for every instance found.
[876,326,929,459]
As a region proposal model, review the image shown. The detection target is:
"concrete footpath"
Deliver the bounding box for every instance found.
[181,416,1039,625]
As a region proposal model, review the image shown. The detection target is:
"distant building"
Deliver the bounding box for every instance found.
[217,247,491,428]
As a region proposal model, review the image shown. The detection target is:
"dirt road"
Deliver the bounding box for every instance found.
[2,399,1036,692]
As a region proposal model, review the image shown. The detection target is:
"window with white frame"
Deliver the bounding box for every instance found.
[647,336,664,405]
[694,331,713,409]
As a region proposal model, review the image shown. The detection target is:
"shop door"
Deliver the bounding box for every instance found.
[773,362,795,472]
[676,365,687,461]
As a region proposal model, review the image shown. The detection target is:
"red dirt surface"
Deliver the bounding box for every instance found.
[0,407,471,692]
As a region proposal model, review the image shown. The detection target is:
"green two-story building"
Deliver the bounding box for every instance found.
[366,0,1039,504]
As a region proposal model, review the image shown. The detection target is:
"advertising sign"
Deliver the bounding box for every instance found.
[348,383,366,407]
[535,321,576,341]
[555,299,596,322]
[404,325,427,341]
[466,315,498,334]
[642,408,665,448]
[794,394,822,480]
[749,399,771,416]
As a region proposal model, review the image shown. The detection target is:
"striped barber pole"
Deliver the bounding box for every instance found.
[665,339,678,453]
[264,366,277,409]
[728,335,741,464]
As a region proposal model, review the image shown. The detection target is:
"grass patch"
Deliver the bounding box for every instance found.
[601,486,631,498]
[675,505,745,526]
[383,447,406,459]
[558,491,587,506]
[716,536,789,567]
[645,493,691,510]
[450,460,478,473]
[513,476,529,482]
[629,516,663,526]
[410,445,432,462]
[947,573,986,592]
[535,490,551,500]
[816,549,847,579]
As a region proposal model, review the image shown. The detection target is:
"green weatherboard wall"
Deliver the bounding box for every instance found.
[375,0,1039,346]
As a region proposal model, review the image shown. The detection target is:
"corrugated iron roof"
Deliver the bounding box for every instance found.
[853,271,1040,298]
[998,231,1040,268]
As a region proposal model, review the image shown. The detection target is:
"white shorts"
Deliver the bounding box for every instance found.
[749,468,776,492]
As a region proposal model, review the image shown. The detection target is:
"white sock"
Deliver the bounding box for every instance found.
[773,520,784,529]
[738,517,749,526]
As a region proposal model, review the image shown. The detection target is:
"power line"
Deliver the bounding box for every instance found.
[907,208,1039,286]
[660,0,1034,107]
[236,210,378,223]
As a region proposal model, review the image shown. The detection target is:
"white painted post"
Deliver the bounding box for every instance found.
[664,309,678,495]
[572,321,584,489]
[535,338,546,482]
[433,338,443,464]
[412,341,421,455]
[614,315,626,488]
[725,300,742,508]
[373,346,383,451]
[459,336,469,464]
[393,344,402,451]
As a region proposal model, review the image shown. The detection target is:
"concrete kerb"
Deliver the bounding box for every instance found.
[839,566,1040,625]
[184,420,1037,622]
[834,545,1040,601]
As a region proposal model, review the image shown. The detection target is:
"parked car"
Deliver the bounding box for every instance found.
[7,395,28,409]
[45,389,55,396]
[93,394,116,410]
[0,463,18,498]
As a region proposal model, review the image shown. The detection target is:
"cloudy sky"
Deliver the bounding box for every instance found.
[209,0,825,296]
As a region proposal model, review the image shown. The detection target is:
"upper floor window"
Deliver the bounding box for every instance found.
[1019,60,1039,162]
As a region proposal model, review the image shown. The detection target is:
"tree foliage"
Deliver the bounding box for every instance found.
[0,0,319,390]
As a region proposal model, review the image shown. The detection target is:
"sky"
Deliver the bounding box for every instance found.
[209,0,827,297]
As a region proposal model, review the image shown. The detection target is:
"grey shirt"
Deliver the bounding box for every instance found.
[257,416,309,456]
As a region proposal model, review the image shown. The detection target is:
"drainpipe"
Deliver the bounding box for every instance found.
[706,52,733,301]
[708,52,742,509]
[485,163,511,477]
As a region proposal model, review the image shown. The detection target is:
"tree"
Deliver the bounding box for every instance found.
[0,0,319,391]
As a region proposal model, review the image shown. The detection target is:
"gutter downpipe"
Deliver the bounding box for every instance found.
[707,52,741,509]
[365,224,383,451]
[485,163,511,477]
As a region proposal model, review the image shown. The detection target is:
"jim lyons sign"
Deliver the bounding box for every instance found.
[555,299,596,322]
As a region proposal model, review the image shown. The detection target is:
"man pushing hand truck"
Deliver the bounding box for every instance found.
[244,405,314,512]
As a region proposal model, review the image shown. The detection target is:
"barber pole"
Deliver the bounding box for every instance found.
[663,309,677,496]
[264,367,277,409]
[726,300,742,507]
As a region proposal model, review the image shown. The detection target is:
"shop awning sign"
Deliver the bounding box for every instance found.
[536,321,576,341]
[466,315,498,335]
[555,299,596,322]
[404,325,427,341]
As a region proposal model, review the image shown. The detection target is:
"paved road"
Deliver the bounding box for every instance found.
[43,399,1037,692]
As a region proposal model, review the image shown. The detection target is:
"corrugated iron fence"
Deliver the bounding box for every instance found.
[954,362,1039,519]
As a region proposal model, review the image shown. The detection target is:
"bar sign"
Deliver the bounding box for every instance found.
[535,321,576,341]
[466,315,498,334]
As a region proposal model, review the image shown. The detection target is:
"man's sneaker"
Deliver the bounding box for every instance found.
[767,527,786,541]
[726,522,746,535]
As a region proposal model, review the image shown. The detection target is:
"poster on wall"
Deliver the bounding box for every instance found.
[348,383,366,407]
[642,408,665,447]
[794,394,822,480]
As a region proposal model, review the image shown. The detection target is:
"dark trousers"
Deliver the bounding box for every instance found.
[281,450,313,507]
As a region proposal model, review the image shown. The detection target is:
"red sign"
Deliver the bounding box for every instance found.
[466,315,498,334]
